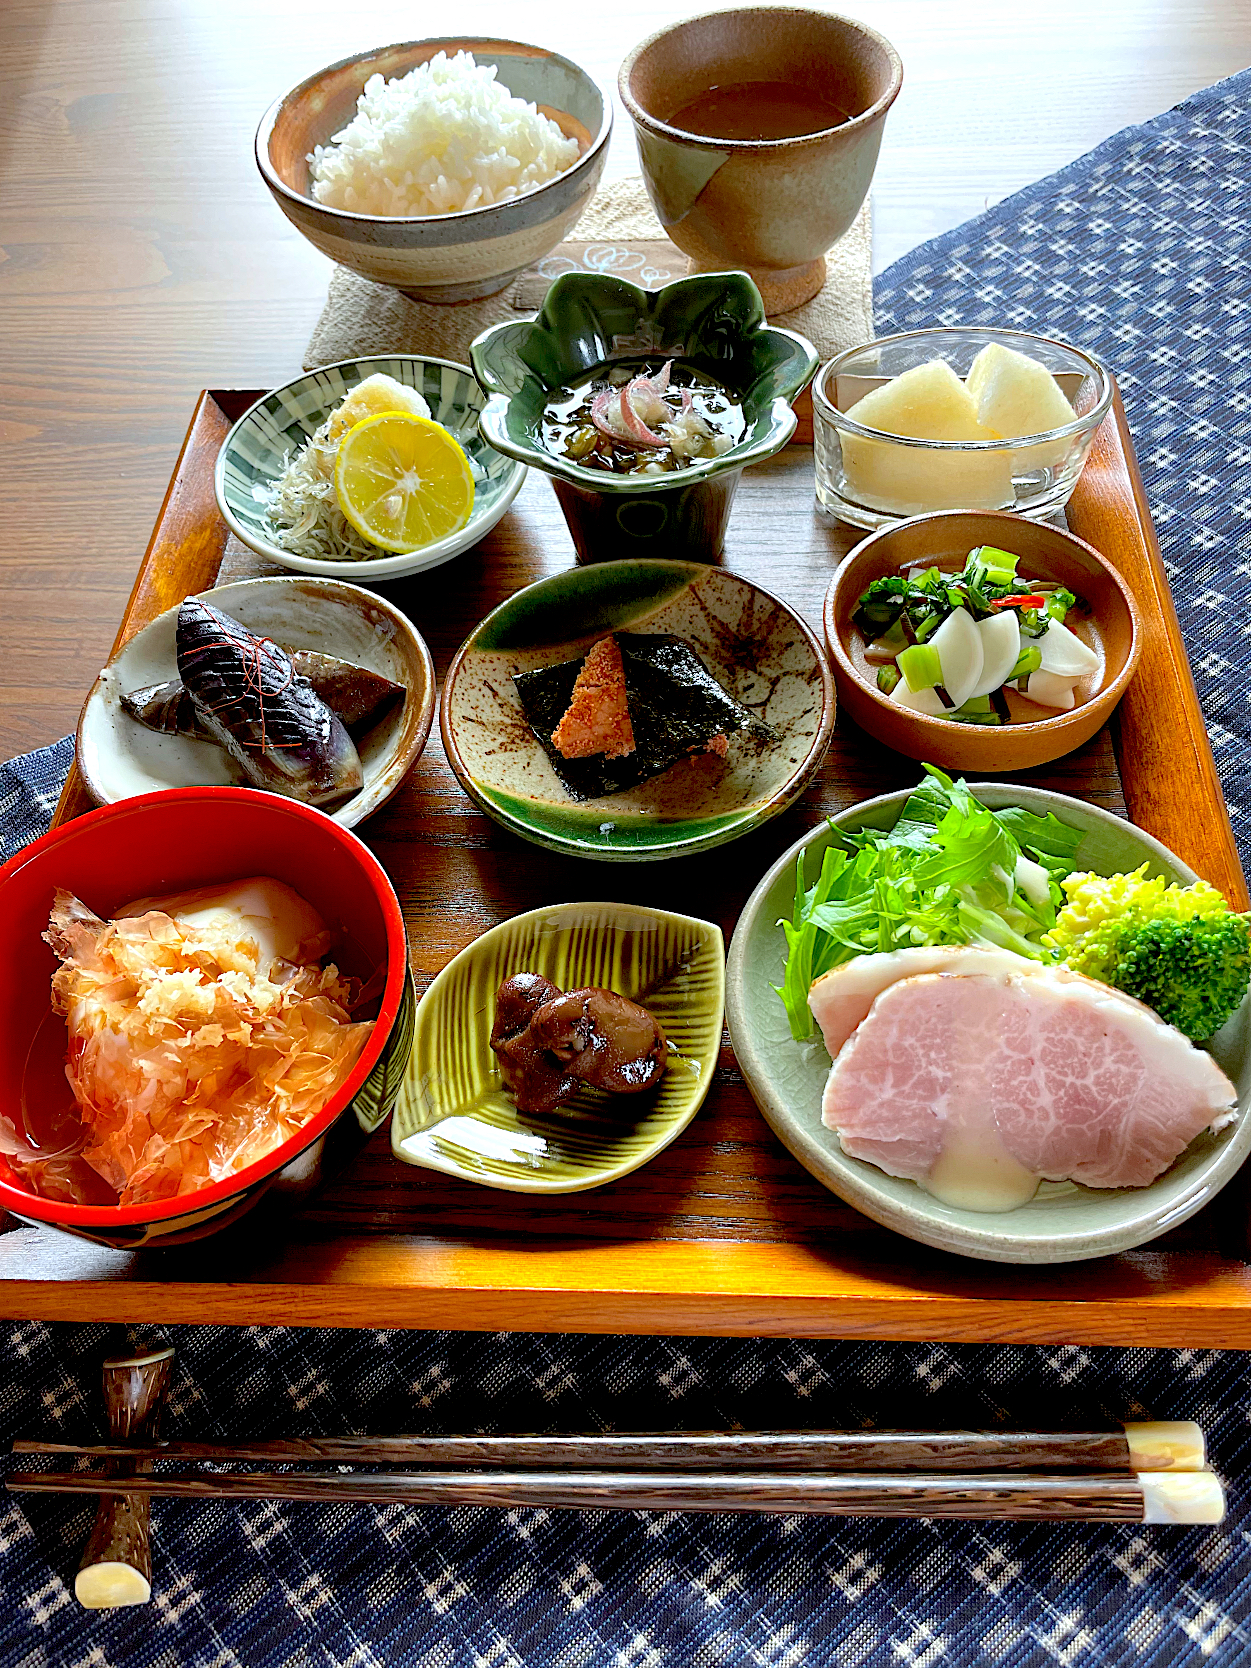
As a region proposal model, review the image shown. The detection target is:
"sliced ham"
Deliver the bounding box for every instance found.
[809,946,1040,1060]
[822,964,1237,1193]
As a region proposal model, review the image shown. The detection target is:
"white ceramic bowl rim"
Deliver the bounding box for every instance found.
[813,326,1114,450]
[618,8,904,151]
[256,36,613,230]
[213,354,527,580]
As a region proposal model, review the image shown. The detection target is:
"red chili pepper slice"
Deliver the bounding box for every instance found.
[988,594,1046,610]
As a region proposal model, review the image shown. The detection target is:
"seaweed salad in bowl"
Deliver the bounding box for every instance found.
[470,271,817,563]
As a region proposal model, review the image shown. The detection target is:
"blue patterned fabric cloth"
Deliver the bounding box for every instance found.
[4,67,1251,1667]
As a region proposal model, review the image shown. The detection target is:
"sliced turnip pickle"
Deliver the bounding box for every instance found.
[928,607,983,709]
[1024,669,1079,710]
[969,610,1022,699]
[1037,617,1100,677]
[891,679,949,717]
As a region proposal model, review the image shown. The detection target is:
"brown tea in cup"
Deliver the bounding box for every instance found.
[620,9,902,312]
[666,81,852,143]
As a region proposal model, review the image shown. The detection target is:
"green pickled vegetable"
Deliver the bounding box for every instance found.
[1011,644,1042,679]
[949,695,1001,726]
[1045,587,1077,623]
[973,545,1021,584]
[898,644,942,691]
[876,663,901,695]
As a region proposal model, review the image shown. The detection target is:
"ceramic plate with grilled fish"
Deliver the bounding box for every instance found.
[441,558,835,860]
[76,577,434,828]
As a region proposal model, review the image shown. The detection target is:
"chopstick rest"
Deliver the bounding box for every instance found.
[72,1345,174,1610]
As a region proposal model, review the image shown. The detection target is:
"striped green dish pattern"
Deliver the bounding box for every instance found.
[217,355,522,561]
[392,902,725,1192]
[351,966,416,1135]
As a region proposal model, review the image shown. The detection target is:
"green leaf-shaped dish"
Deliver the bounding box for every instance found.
[441,558,835,861]
[470,270,817,561]
[392,901,725,1192]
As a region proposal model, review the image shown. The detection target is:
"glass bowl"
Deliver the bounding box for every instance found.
[812,326,1113,530]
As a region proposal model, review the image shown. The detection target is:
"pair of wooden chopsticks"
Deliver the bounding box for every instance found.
[9,1423,1223,1523]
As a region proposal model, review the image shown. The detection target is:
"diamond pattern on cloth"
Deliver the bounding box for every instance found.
[0,737,72,864]
[4,1325,1251,1667]
[5,69,1251,1668]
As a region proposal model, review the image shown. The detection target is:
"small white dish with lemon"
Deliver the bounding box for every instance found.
[215,355,527,580]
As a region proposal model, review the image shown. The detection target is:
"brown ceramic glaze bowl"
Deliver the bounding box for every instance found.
[824,510,1142,772]
[256,38,612,303]
[619,9,902,313]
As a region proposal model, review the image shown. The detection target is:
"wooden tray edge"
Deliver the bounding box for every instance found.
[16,381,1251,1339]
[1067,389,1247,906]
[3,1230,1251,1347]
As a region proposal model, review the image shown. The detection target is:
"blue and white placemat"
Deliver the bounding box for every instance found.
[4,65,1251,1668]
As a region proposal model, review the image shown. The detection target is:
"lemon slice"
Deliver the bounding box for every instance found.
[334,412,475,553]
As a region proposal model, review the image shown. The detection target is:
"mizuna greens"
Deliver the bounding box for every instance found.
[774,766,1084,1041]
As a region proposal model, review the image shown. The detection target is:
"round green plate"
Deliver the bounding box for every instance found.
[726,783,1251,1265]
[391,901,725,1192]
[441,559,834,861]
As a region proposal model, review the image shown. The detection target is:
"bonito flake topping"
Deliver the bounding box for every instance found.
[40,886,373,1206]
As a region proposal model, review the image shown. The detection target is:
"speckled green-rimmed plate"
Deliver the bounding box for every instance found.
[726,783,1251,1265]
[392,901,724,1191]
[441,559,834,861]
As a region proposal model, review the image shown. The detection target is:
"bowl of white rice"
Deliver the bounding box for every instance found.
[256,38,612,304]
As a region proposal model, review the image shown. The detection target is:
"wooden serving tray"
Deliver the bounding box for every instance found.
[2,388,1248,1346]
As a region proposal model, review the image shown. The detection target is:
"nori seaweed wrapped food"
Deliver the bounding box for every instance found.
[513,632,762,801]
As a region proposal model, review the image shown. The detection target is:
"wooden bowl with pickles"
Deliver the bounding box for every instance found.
[824,510,1142,772]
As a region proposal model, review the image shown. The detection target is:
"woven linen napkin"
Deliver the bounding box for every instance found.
[304,175,873,370]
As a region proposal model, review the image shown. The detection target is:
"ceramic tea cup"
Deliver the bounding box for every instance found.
[619,8,902,313]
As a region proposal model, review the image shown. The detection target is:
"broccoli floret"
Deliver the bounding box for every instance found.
[1044,864,1251,1040]
[1109,914,1251,1040]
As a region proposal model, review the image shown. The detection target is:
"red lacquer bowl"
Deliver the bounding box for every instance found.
[0,788,411,1248]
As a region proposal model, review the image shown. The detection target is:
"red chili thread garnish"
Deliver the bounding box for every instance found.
[988,594,1046,611]
[189,623,303,753]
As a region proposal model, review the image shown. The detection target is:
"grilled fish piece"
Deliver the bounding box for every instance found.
[175,599,363,807]
[122,652,403,742]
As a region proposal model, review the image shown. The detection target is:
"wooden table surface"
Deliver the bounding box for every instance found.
[2,0,1250,760]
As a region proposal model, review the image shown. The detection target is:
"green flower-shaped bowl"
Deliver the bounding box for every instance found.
[392,901,724,1192]
[470,271,818,563]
